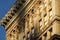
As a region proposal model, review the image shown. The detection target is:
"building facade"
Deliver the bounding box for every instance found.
[0,0,60,40]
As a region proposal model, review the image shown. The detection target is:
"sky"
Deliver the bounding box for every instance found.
[0,0,16,40]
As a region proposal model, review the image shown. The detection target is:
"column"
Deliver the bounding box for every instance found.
[36,7,40,34]
[25,15,29,39]
[42,36,46,40]
[46,0,50,24]
[29,11,33,34]
[42,7,45,31]
[47,31,51,40]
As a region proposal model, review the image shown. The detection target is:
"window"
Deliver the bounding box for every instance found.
[44,14,47,21]
[24,38,26,40]
[32,29,34,34]
[39,1,41,4]
[13,30,15,34]
[39,37,42,40]
[31,27,37,37]
[44,14,48,25]
[49,8,52,20]
[49,28,52,36]
[10,34,13,40]
[27,32,31,40]
[50,10,52,17]
[27,14,29,17]
[31,27,35,37]
[31,27,34,34]
[49,8,52,12]
[49,28,52,32]
[10,34,12,37]
[50,11,52,20]
[27,32,30,38]
[39,19,42,31]
[44,33,48,40]
[31,9,34,14]
[23,36,26,40]
[39,19,42,27]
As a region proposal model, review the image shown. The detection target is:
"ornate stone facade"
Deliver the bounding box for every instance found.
[1,0,60,40]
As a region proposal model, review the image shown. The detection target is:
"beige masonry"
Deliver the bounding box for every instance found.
[0,0,60,40]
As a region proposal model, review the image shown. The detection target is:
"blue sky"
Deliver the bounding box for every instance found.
[0,0,16,40]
